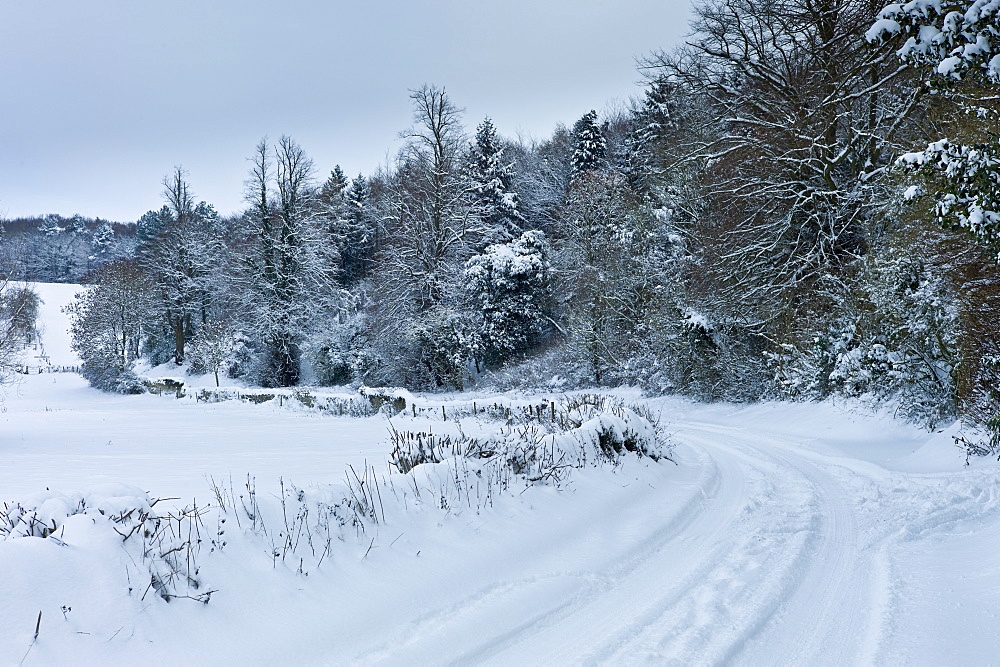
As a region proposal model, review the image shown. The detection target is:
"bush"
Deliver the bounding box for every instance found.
[79,349,147,394]
[389,394,671,477]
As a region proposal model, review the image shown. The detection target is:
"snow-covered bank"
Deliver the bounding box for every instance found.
[1,373,674,664]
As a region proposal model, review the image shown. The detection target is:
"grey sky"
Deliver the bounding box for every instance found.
[0,1,691,222]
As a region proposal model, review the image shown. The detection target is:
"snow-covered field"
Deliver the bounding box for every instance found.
[2,284,999,665]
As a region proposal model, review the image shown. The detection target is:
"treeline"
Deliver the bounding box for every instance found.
[0,215,136,283]
[63,0,1000,438]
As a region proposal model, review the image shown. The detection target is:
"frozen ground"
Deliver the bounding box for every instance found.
[2,284,999,665]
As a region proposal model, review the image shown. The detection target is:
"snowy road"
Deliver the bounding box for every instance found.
[320,402,1000,666]
[324,404,998,666]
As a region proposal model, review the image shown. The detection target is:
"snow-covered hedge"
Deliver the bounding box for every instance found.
[390,394,670,477]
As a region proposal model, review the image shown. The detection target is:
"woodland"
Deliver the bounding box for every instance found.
[3,0,999,451]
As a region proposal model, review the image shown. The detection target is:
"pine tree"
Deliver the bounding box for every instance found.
[464,230,552,367]
[465,117,524,246]
[870,0,1000,258]
[90,220,116,259]
[624,77,678,195]
[338,173,373,283]
[319,165,349,206]
[570,110,607,179]
[869,0,1000,446]
[868,1,1000,83]
[136,207,172,247]
[137,168,222,365]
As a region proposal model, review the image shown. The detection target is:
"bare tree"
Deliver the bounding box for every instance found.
[66,260,153,393]
[238,136,340,386]
[383,85,473,310]
[645,0,923,334]
[363,86,483,387]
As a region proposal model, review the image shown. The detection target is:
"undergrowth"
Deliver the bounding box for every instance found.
[0,491,213,603]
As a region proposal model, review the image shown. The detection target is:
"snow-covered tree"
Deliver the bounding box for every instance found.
[0,281,39,383]
[29,214,86,282]
[507,126,574,234]
[464,230,551,367]
[464,117,524,246]
[623,77,680,196]
[90,220,117,259]
[899,140,1000,257]
[870,0,1000,258]
[67,260,153,393]
[867,0,1000,83]
[644,0,922,363]
[364,86,480,388]
[319,165,349,206]
[327,172,375,285]
[347,173,370,216]
[382,85,472,309]
[138,168,222,365]
[570,110,607,179]
[555,170,669,384]
[187,318,238,387]
[136,207,171,247]
[238,137,341,387]
[867,0,1000,442]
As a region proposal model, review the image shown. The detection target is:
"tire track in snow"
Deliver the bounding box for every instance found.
[681,423,875,665]
[474,442,776,665]
[349,413,999,665]
[457,421,869,664]
[364,426,823,665]
[350,444,740,664]
[583,428,822,664]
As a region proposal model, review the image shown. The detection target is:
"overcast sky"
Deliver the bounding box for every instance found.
[0,1,691,222]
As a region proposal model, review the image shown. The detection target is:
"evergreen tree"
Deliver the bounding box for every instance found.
[319,165,349,206]
[570,110,607,179]
[464,117,524,246]
[34,215,73,281]
[337,173,373,283]
[89,220,117,265]
[464,230,552,367]
[870,0,1000,258]
[136,207,172,247]
[137,168,222,365]
[870,0,1000,445]
[624,77,679,195]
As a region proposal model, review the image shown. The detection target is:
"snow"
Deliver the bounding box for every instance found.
[3,283,1000,663]
[12,282,84,370]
